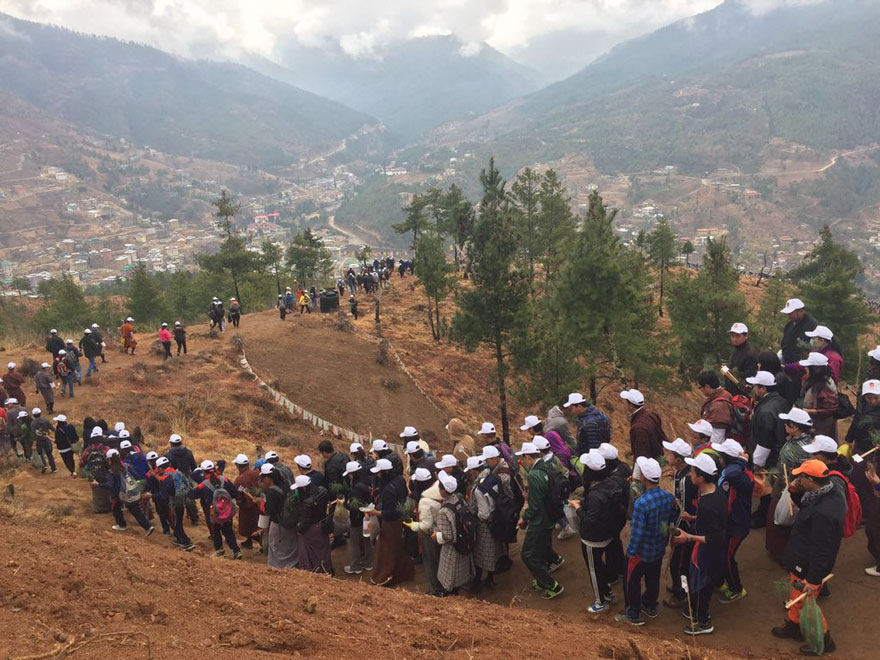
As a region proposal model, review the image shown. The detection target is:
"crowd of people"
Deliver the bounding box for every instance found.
[2,295,879,657]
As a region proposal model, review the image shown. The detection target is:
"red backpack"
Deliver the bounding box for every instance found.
[713,395,752,443]
[827,470,862,538]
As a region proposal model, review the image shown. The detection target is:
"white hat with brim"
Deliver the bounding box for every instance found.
[6,362,15,370]
[17,410,28,419]
[477,422,496,435]
[200,460,214,471]
[370,458,393,473]
[294,454,312,469]
[169,434,182,444]
[746,371,776,387]
[515,442,540,456]
[465,456,486,472]
[233,454,249,466]
[711,438,744,458]
[687,419,714,437]
[662,438,693,457]
[156,457,170,468]
[685,453,718,475]
[802,435,838,455]
[119,440,132,450]
[862,380,880,396]
[404,440,421,455]
[435,454,457,469]
[779,407,812,426]
[563,392,587,408]
[53,414,67,422]
[4,398,18,405]
[40,362,49,369]
[411,467,432,482]
[481,445,501,460]
[728,322,749,334]
[636,456,662,482]
[292,475,311,490]
[438,472,457,493]
[519,416,540,431]
[805,326,833,341]
[343,461,363,477]
[145,451,159,461]
[780,298,805,314]
[350,442,364,453]
[620,389,645,406]
[399,426,418,438]
[598,443,618,461]
[868,346,880,362]
[259,463,275,475]
[799,352,829,367]
[580,450,605,472]
[264,450,279,461]
[371,439,388,452]
[106,448,119,458]
[90,427,104,438]
[531,435,551,451]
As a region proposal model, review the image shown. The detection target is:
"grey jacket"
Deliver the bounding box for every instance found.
[546,406,575,451]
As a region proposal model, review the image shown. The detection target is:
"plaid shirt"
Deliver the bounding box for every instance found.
[626,486,678,562]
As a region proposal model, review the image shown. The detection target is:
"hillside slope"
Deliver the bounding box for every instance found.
[0,13,378,167]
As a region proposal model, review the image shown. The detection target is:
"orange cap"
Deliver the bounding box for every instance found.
[792,459,829,479]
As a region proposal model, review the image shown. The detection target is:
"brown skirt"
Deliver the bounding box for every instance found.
[765,494,791,565]
[237,501,260,538]
[371,518,414,586]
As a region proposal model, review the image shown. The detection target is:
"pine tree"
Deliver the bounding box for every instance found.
[536,170,577,287]
[510,168,542,292]
[285,228,333,285]
[439,185,475,271]
[394,194,431,247]
[34,275,95,333]
[260,240,285,295]
[451,158,528,443]
[208,190,248,301]
[414,230,456,340]
[126,264,167,325]
[647,217,678,316]
[213,189,241,240]
[749,273,791,353]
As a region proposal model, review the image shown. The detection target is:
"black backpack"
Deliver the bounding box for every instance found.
[544,467,570,522]
[486,474,522,543]
[443,498,478,555]
[86,447,108,482]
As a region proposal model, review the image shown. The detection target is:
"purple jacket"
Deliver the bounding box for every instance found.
[821,346,843,383]
[544,430,573,473]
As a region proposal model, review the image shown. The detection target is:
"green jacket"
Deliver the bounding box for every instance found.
[522,458,553,530]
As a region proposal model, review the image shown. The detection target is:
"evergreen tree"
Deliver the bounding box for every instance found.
[789,225,874,380]
[199,234,254,304]
[213,189,241,239]
[536,170,577,287]
[681,240,695,267]
[285,229,333,285]
[647,217,678,316]
[509,168,542,292]
[668,236,748,375]
[126,264,167,325]
[451,158,528,443]
[438,185,474,270]
[34,275,94,334]
[393,194,431,247]
[414,230,456,340]
[11,276,30,297]
[749,273,791,352]
[260,240,285,295]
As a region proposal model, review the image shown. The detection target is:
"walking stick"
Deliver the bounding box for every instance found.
[784,466,794,517]
[785,574,834,609]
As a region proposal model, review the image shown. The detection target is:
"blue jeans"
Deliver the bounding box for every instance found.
[86,357,98,376]
[62,376,74,397]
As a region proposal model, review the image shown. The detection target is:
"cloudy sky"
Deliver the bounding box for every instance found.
[0,1,823,77]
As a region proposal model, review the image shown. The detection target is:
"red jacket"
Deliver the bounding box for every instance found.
[629,406,667,459]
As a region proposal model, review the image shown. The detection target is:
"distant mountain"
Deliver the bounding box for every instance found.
[429,0,880,175]
[250,35,545,142]
[0,13,379,167]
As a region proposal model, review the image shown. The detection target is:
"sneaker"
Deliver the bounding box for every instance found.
[213,550,225,558]
[51,469,57,473]
[145,526,155,537]
[641,606,659,619]
[162,530,172,537]
[684,621,715,636]
[241,539,254,550]
[183,544,196,552]
[232,551,243,560]
[664,595,688,609]
[588,602,609,614]
[865,566,880,577]
[557,527,577,540]
[363,565,373,572]
[41,467,47,474]
[771,620,804,640]
[548,556,565,573]
[614,613,646,627]
[604,592,618,605]
[542,582,564,599]
[111,525,127,531]
[607,576,620,587]
[529,579,541,592]
[344,565,364,575]
[719,587,747,604]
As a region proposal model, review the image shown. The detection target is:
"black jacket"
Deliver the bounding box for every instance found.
[297,485,330,531]
[79,334,101,359]
[54,422,79,451]
[845,403,880,454]
[46,336,64,356]
[727,341,759,395]
[780,313,818,364]
[323,451,347,489]
[166,446,197,475]
[748,391,790,462]
[347,474,373,526]
[578,474,628,543]
[785,483,846,585]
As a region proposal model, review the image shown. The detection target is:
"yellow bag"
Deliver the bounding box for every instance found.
[837,443,853,459]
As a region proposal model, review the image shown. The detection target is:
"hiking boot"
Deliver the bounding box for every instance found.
[542,582,564,599]
[548,556,565,573]
[112,525,127,531]
[799,632,835,656]
[344,565,364,575]
[588,602,609,614]
[720,587,747,604]
[145,526,155,537]
[664,595,688,609]
[772,620,804,640]
[865,566,880,577]
[557,527,577,540]
[684,621,714,636]
[641,606,658,619]
[614,613,646,627]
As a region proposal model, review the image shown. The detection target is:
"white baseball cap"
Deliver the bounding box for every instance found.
[662,438,693,457]
[779,407,812,426]
[519,416,540,431]
[563,392,587,408]
[531,435,551,452]
[477,422,497,435]
[868,346,880,361]
[40,362,49,369]
[862,379,880,396]
[6,362,15,369]
[126,317,133,322]
[118,430,130,439]
[294,454,311,469]
[292,475,312,490]
[403,440,421,455]
[729,322,749,334]
[115,422,126,432]
[598,443,618,461]
[687,419,714,437]
[343,460,363,477]
[481,445,501,460]
[685,453,718,475]
[31,407,41,415]
[370,458,394,473]
[438,472,457,493]
[465,455,486,471]
[264,450,279,461]
[83,328,92,334]
[711,438,744,458]
[50,329,57,334]
[17,410,28,419]
[156,456,170,468]
[620,389,645,406]
[4,398,18,405]
[91,323,99,329]
[746,371,776,387]
[411,467,433,482]
[200,460,214,471]
[636,456,662,482]
[58,349,66,356]
[90,427,104,438]
[53,414,67,422]
[259,463,275,475]
[515,442,540,456]
[169,433,182,444]
[580,450,606,472]
[802,435,838,455]
[233,453,249,466]
[780,298,805,314]
[799,352,829,367]
[805,326,833,341]
[435,454,457,469]
[350,442,364,453]
[119,440,132,450]
[371,439,389,452]
[65,338,73,344]
[106,448,119,458]
[399,426,419,438]
[145,451,159,461]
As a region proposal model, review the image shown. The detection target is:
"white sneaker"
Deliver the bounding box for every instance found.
[111,525,127,531]
[865,566,880,577]
[557,527,577,540]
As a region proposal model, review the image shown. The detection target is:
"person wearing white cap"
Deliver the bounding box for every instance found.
[209,296,225,331]
[52,414,78,477]
[399,425,419,440]
[845,379,880,454]
[433,471,473,595]
[405,467,443,592]
[531,435,577,541]
[264,450,295,486]
[78,328,101,377]
[158,322,173,360]
[34,361,55,414]
[403,439,436,478]
[799,352,839,440]
[805,325,843,383]
[364,456,414,586]
[88,323,107,365]
[120,316,138,354]
[342,459,376,576]
[231,453,262,550]
[45,329,64,360]
[709,438,753,604]
[370,439,404,477]
[294,453,327,488]
[660,438,698,608]
[673,452,726,636]
[686,419,715,454]
[564,392,611,455]
[480,443,521,574]
[294,475,334,574]
[2,362,27,407]
[569,450,622,614]
[30,407,57,474]
[779,297,817,365]
[257,463,300,568]
[726,322,758,396]
[521,415,576,489]
[190,460,242,558]
[446,418,476,467]
[697,372,737,446]
[165,433,201,525]
[229,297,241,328]
[62,338,83,384]
[91,448,154,535]
[621,389,666,462]
[516,442,565,599]
[615,457,677,626]
[477,421,518,475]
[465,453,504,592]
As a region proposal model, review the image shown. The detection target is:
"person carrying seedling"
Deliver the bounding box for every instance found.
[771,459,844,656]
